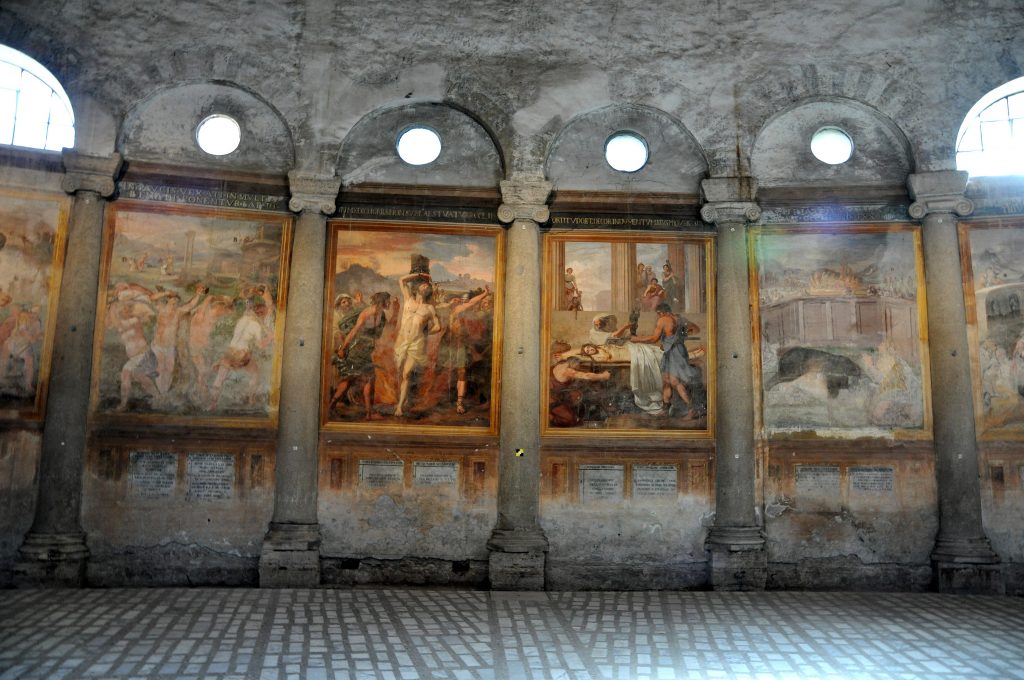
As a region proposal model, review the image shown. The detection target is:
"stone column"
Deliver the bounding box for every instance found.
[258,171,340,587]
[908,170,1003,594]
[700,177,767,591]
[14,151,122,587]
[487,175,551,590]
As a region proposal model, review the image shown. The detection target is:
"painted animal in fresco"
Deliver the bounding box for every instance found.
[766,347,863,398]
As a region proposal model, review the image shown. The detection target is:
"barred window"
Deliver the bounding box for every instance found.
[956,77,1024,178]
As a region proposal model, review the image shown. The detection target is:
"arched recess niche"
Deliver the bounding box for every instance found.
[546,105,708,195]
[118,82,294,173]
[751,97,914,190]
[337,102,503,188]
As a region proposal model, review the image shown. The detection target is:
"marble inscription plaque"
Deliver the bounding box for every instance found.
[412,461,459,487]
[632,464,678,498]
[795,465,841,495]
[359,460,405,488]
[850,466,895,493]
[128,451,177,499]
[579,464,624,503]
[186,453,235,501]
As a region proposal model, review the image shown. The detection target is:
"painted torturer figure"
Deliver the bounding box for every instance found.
[330,291,395,420]
[630,302,706,419]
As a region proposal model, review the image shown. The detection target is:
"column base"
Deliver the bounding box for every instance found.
[13,532,90,587]
[259,522,321,588]
[706,525,767,591]
[931,536,1004,594]
[487,528,548,590]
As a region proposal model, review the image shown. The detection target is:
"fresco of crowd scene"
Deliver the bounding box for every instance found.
[325,229,497,428]
[96,211,285,418]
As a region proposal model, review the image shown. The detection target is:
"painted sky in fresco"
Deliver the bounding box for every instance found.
[335,230,496,282]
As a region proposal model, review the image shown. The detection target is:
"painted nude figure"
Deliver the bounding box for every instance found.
[150,285,206,394]
[393,272,441,417]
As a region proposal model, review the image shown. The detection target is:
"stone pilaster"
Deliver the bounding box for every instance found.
[908,171,1004,594]
[487,175,551,590]
[258,171,340,587]
[14,150,122,587]
[700,177,767,591]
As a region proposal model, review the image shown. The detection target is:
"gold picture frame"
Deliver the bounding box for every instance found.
[320,220,504,435]
[749,223,932,440]
[90,201,293,428]
[541,230,716,439]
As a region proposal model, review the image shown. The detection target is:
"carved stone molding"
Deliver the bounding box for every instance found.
[487,527,550,553]
[700,202,762,226]
[700,177,761,226]
[60,151,123,198]
[287,170,342,215]
[497,176,552,225]
[907,170,974,219]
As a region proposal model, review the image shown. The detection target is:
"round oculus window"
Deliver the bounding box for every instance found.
[396,127,442,165]
[196,115,241,156]
[605,132,649,172]
[810,126,854,165]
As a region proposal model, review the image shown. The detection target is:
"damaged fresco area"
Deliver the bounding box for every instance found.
[764,453,937,590]
[540,458,712,589]
[963,221,1024,436]
[753,227,929,438]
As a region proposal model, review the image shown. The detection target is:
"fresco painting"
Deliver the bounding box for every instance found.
[753,227,928,435]
[0,189,67,418]
[545,233,711,436]
[963,222,1024,436]
[93,204,290,422]
[323,223,501,431]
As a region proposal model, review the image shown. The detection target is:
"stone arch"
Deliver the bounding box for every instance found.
[336,101,504,189]
[118,81,295,173]
[720,62,923,177]
[545,104,708,194]
[750,96,915,189]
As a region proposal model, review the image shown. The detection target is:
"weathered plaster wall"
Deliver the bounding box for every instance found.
[317,443,497,586]
[0,431,40,587]
[539,452,714,590]
[81,439,275,585]
[764,445,937,591]
[980,446,1024,595]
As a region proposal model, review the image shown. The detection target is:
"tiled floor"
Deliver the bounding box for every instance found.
[1,589,1022,679]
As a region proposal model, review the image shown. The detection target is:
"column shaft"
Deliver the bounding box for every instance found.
[487,177,550,590]
[495,218,542,530]
[259,172,339,587]
[701,179,766,591]
[908,170,1002,594]
[713,221,758,529]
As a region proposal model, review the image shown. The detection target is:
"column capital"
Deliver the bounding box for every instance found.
[287,170,342,215]
[60,150,122,198]
[700,177,761,225]
[497,176,552,225]
[907,170,974,219]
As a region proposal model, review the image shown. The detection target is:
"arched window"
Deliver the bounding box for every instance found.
[0,44,75,151]
[956,76,1024,178]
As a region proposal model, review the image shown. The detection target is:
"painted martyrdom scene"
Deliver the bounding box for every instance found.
[964,223,1024,434]
[93,205,288,421]
[323,224,500,430]
[546,234,711,434]
[0,190,66,417]
[754,228,928,435]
